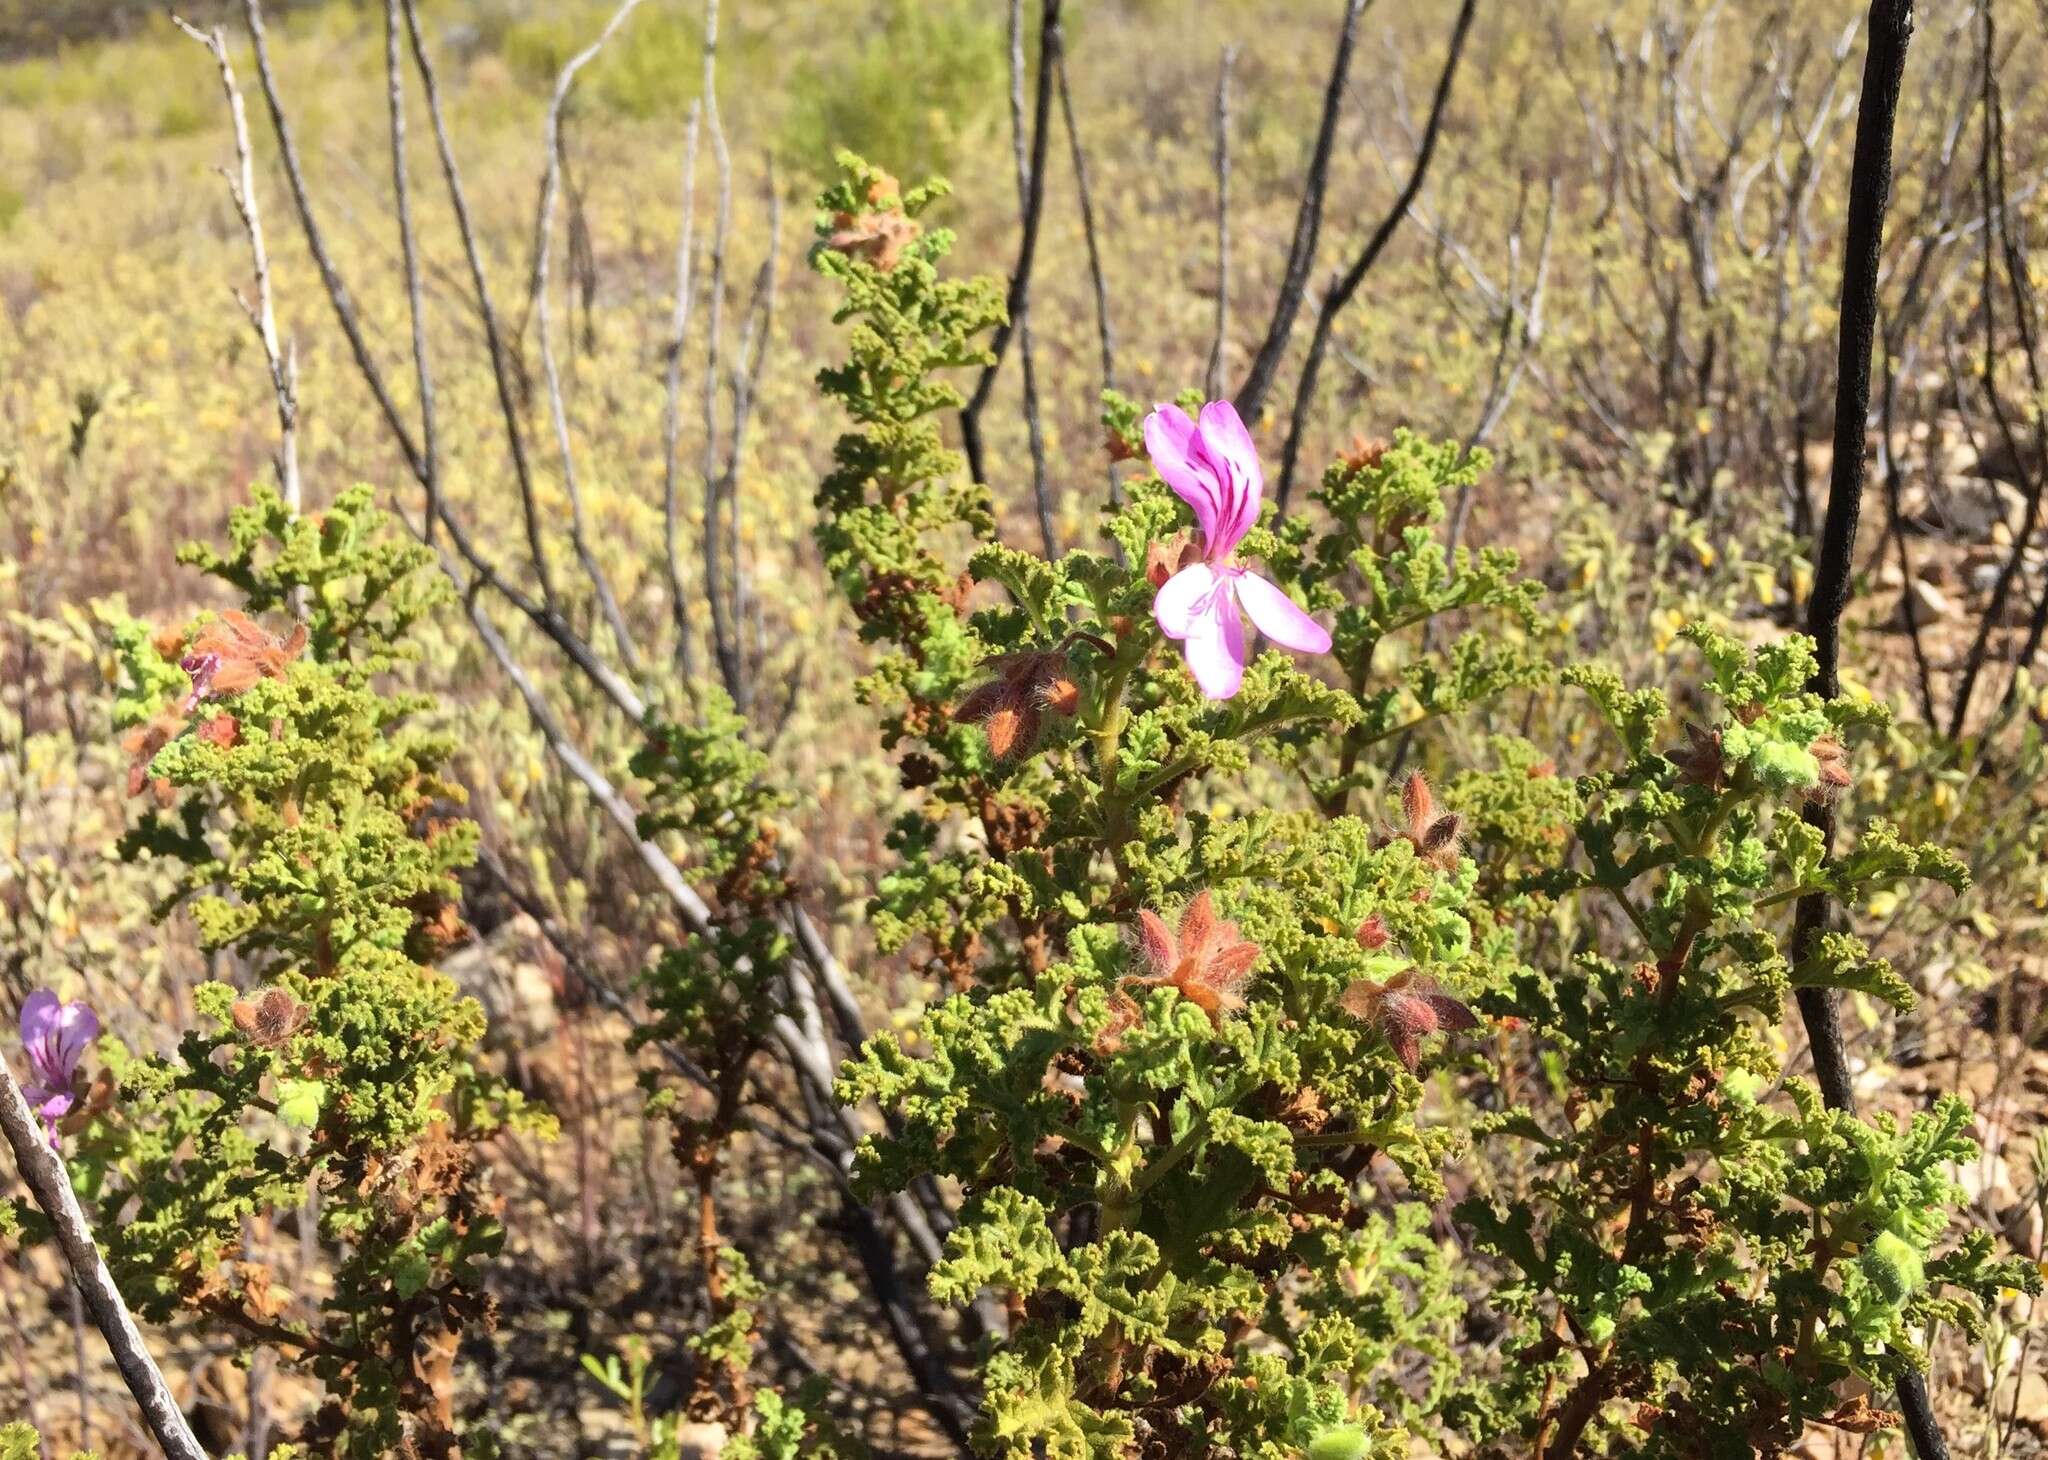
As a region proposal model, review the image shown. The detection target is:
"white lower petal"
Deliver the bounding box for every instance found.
[1154,563,1221,640]
[1236,571,1331,654]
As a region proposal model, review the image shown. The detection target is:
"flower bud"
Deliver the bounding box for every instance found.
[1861,1228,1924,1309]
[1307,1425,1371,1460]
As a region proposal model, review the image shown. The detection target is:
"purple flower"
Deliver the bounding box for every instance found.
[1143,399,1331,699]
[20,989,97,1145]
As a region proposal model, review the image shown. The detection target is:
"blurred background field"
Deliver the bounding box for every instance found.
[3,0,2047,1454]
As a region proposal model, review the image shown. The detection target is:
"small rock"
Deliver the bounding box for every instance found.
[1953,478,2028,537]
[1896,579,1956,625]
[2005,1367,2048,1433]
[1902,476,2026,540]
[1976,432,2045,485]
[677,1421,729,1459]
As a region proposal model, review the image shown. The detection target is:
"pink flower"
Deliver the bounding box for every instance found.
[20,990,97,1145]
[1143,400,1331,699]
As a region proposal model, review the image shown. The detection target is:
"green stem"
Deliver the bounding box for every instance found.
[1125,1118,1214,1203]
[1122,1077,1257,1207]
[1607,886,1656,946]
[1294,1118,1403,1150]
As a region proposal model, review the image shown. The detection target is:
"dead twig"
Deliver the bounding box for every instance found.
[1234,0,1370,424]
[1276,0,1478,511]
[1205,46,1238,401]
[662,102,705,685]
[1003,0,1057,557]
[0,1065,208,1460]
[1055,51,1120,518]
[173,12,300,517]
[531,0,651,677]
[959,0,1061,500]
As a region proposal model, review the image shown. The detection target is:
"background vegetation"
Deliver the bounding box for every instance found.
[1,0,2045,1455]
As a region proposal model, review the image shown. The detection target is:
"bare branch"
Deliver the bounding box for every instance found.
[382,0,435,543]
[1006,0,1057,557]
[1276,0,1478,511]
[715,172,785,709]
[173,13,300,515]
[397,0,644,720]
[524,0,645,322]
[446,571,969,1447]
[1783,5,1949,1454]
[0,1067,208,1460]
[1054,51,1121,515]
[663,101,705,684]
[1205,46,1238,401]
[1877,333,1939,728]
[242,0,424,488]
[531,0,650,677]
[395,0,561,614]
[1469,180,1556,452]
[1445,176,1557,556]
[1233,0,1371,424]
[1949,2,2047,742]
[959,0,1061,491]
[698,0,750,704]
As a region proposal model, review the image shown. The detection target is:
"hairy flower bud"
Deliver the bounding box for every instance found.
[1338,970,1479,1071]
[1809,735,1852,803]
[1128,891,1260,1027]
[1861,1228,1924,1309]
[1668,721,1725,787]
[954,649,1078,760]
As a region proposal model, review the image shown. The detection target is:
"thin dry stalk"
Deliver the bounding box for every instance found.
[172,13,300,516]
[0,1065,208,1460]
[1234,0,1370,424]
[1054,51,1121,515]
[663,102,705,684]
[531,0,650,676]
[1276,0,1479,511]
[1205,47,1238,401]
[960,0,1062,499]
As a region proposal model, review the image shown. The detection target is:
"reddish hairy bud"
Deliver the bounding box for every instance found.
[1126,891,1261,1027]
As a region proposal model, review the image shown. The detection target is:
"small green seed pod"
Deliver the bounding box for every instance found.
[1860,1228,1925,1309]
[1307,1424,1372,1460]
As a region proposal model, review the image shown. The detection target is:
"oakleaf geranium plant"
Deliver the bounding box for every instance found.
[80,486,550,1458]
[5,150,2032,1460]
[803,154,2036,1459]
[813,153,1538,1457]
